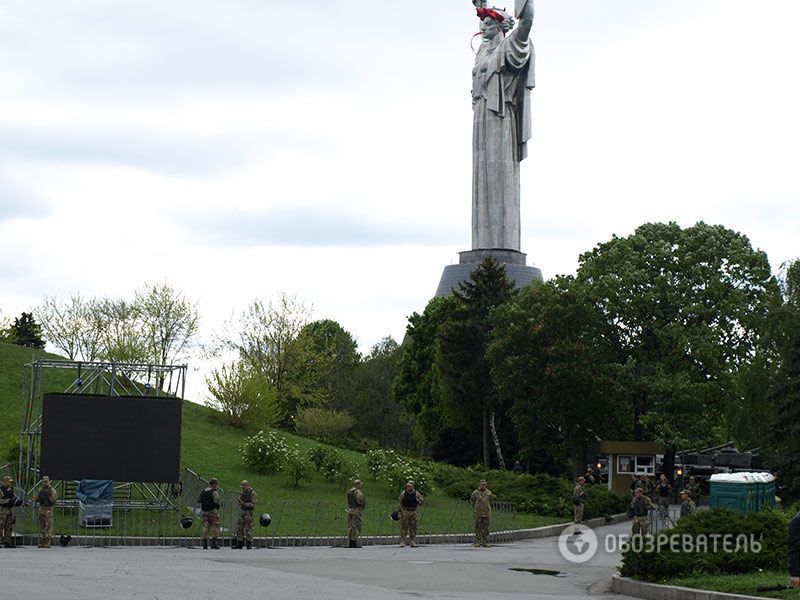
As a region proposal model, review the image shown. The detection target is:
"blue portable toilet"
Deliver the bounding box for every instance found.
[709,472,776,513]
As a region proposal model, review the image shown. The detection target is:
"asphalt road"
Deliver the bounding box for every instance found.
[1,521,639,599]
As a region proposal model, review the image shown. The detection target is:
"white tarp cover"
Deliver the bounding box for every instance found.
[709,472,775,483]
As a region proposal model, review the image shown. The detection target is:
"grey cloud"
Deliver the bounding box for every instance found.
[0,1,460,101]
[184,207,462,248]
[0,124,317,177]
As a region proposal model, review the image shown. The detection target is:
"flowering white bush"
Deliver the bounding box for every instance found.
[240,430,288,474]
[366,449,429,495]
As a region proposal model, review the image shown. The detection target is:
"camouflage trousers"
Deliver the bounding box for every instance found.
[657,497,669,520]
[474,515,490,546]
[201,510,220,539]
[347,510,363,541]
[38,508,54,547]
[631,516,649,536]
[399,510,418,545]
[0,507,14,545]
[235,510,254,542]
[573,503,584,524]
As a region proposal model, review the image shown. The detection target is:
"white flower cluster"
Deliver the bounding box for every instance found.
[366,449,429,495]
[240,430,289,474]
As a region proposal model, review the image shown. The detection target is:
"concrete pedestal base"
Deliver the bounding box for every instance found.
[435,248,543,298]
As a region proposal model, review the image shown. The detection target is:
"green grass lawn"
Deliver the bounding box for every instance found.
[1,341,564,538]
[665,572,797,599]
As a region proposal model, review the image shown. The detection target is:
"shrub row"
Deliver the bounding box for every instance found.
[620,508,790,581]
[429,463,628,519]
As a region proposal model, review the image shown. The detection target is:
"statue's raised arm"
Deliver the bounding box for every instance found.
[514,0,534,41]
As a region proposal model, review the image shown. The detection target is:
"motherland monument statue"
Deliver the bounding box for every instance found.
[435,0,543,297]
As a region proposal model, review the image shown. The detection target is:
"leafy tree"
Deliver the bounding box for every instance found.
[289,319,360,411]
[205,361,281,429]
[0,309,13,343]
[393,295,458,454]
[93,298,152,363]
[11,312,45,349]
[351,337,414,450]
[36,294,88,360]
[220,293,312,419]
[576,222,777,476]
[437,258,516,467]
[488,276,629,476]
[136,282,199,371]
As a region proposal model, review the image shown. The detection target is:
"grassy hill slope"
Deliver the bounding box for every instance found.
[0,342,560,531]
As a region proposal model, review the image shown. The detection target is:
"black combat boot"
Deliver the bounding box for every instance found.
[246,541,252,549]
[211,538,220,550]
[202,539,208,550]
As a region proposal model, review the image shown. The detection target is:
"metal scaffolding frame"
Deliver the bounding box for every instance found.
[18,359,187,507]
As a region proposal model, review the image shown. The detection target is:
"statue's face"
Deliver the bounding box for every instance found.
[481,18,502,40]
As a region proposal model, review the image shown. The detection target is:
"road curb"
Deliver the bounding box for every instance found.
[611,573,767,600]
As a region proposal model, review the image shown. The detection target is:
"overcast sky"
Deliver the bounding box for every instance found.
[1,1,798,399]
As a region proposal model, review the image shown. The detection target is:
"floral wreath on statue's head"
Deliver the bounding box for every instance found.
[472,6,515,51]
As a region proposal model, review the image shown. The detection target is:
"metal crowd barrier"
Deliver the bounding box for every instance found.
[12,469,520,547]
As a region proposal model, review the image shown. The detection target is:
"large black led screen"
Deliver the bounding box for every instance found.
[40,394,182,483]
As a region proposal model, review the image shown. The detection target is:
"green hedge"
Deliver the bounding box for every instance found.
[428,463,628,519]
[620,508,789,582]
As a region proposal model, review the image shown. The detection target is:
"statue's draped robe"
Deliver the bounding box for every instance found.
[471,27,535,251]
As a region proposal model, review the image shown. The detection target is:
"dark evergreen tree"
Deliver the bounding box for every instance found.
[12,312,45,349]
[770,331,800,502]
[437,258,516,467]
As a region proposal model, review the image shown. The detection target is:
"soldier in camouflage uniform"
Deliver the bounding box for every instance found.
[0,476,17,548]
[629,487,655,535]
[346,479,366,548]
[398,481,424,548]
[234,480,257,549]
[470,479,494,547]
[197,478,221,549]
[655,474,672,521]
[33,476,57,548]
[572,477,586,524]
[643,474,655,500]
[679,490,697,519]
[686,476,701,506]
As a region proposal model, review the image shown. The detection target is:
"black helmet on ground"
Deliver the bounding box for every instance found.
[60,534,72,546]
[259,513,271,527]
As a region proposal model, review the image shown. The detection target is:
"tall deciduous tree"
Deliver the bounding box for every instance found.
[437,258,515,467]
[352,337,414,449]
[393,295,458,453]
[289,319,360,411]
[489,276,628,476]
[222,293,312,419]
[36,294,104,361]
[136,282,199,369]
[576,222,777,477]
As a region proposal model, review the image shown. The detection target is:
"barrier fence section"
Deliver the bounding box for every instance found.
[647,505,680,535]
[13,469,520,547]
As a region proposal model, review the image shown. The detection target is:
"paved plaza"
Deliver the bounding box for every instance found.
[2,522,638,599]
